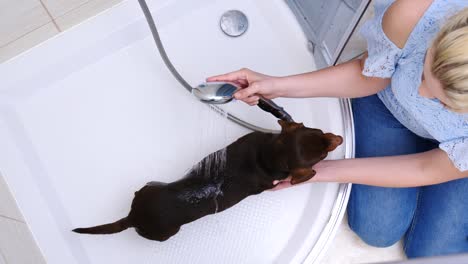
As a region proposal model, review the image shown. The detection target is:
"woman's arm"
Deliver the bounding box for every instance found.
[272,149,467,190]
[312,149,468,187]
[273,54,390,98]
[207,54,391,103]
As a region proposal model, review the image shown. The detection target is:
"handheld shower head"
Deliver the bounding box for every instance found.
[192,82,237,104]
[192,82,294,122]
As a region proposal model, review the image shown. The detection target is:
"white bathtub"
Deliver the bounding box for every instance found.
[0,0,353,263]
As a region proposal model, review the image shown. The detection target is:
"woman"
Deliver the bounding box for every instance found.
[207,0,468,258]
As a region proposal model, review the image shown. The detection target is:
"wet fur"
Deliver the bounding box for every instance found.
[73,121,342,241]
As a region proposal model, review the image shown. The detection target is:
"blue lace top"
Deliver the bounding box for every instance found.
[360,0,468,171]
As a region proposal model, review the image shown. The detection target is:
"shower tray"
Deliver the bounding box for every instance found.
[0,0,354,263]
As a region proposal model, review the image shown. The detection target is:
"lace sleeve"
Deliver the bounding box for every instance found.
[440,137,468,172]
[359,0,402,78]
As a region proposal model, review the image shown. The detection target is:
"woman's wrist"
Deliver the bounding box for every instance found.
[270,76,287,97]
[272,75,294,97]
[310,160,339,183]
[273,71,321,98]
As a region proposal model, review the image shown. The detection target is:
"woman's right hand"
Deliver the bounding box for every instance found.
[206,68,283,106]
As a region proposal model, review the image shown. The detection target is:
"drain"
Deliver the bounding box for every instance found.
[220,10,249,37]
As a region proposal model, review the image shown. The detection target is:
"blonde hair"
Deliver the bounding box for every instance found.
[431,7,468,112]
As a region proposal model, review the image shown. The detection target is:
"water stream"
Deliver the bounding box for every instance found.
[181,103,236,214]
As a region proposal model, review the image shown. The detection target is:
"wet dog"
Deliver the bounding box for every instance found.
[73,121,342,241]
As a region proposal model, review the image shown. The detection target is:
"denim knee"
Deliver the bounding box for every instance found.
[347,184,418,248]
[348,210,406,247]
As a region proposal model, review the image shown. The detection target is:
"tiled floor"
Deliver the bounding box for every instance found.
[0,174,46,264]
[322,216,405,264]
[0,217,45,264]
[0,0,406,263]
[0,0,122,62]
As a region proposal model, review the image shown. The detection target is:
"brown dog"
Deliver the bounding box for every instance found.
[73,121,342,241]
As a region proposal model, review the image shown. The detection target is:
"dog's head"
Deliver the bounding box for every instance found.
[275,120,342,185]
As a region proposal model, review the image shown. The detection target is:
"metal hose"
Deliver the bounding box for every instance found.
[137,0,279,134]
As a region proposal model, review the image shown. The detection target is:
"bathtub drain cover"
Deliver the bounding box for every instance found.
[220,10,248,37]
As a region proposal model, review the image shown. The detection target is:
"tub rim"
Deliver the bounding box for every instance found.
[301,98,354,264]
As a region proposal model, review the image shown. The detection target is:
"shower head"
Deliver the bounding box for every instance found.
[192,82,237,104]
[192,82,294,122]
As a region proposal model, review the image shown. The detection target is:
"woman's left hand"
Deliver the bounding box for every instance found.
[270,177,293,191]
[270,163,323,191]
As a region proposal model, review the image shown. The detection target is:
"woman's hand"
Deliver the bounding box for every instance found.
[206,68,283,105]
[270,177,293,191]
[269,163,323,191]
[269,174,316,191]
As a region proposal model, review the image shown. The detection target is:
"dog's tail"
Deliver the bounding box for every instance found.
[73,217,131,235]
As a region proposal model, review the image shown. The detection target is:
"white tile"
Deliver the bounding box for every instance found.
[45,0,123,30]
[0,0,52,47]
[0,22,59,63]
[0,174,23,221]
[54,0,123,30]
[0,217,45,264]
[40,0,88,19]
[321,216,406,264]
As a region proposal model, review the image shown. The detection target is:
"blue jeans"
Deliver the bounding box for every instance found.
[347,95,468,258]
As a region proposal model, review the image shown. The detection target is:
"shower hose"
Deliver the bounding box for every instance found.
[137,0,278,134]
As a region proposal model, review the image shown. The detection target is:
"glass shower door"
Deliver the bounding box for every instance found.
[286,0,371,68]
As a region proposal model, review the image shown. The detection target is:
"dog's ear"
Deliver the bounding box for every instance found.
[290,167,316,185]
[323,133,343,152]
[278,120,304,133]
